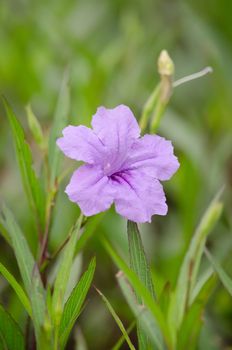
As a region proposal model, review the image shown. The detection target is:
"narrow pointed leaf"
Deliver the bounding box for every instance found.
[52,214,84,317]
[117,272,164,350]
[0,205,46,340]
[25,104,45,149]
[177,275,215,350]
[96,288,136,350]
[168,189,223,336]
[127,221,155,298]
[0,304,25,350]
[127,220,155,349]
[205,248,232,296]
[2,97,45,231]
[190,268,213,305]
[101,236,171,348]
[112,321,136,350]
[0,261,32,317]
[59,257,96,349]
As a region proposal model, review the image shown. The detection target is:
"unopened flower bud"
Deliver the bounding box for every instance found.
[158,50,174,76]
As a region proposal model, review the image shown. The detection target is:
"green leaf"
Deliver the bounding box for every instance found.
[101,236,171,349]
[112,321,136,350]
[127,221,155,299]
[0,205,46,342]
[48,69,70,188]
[59,257,96,349]
[158,282,171,317]
[127,220,155,349]
[2,97,45,231]
[0,261,32,317]
[205,248,232,296]
[96,287,136,350]
[0,221,11,246]
[176,275,215,350]
[52,214,84,319]
[25,104,45,150]
[168,189,223,342]
[117,272,164,350]
[0,304,25,350]
[190,268,213,305]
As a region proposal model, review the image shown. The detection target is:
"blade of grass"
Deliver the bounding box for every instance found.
[96,287,136,350]
[190,268,213,305]
[101,236,171,349]
[0,304,25,350]
[176,275,215,350]
[0,261,32,317]
[205,248,232,296]
[2,97,46,232]
[0,205,46,343]
[117,272,164,350]
[111,320,136,350]
[168,189,223,341]
[52,214,84,321]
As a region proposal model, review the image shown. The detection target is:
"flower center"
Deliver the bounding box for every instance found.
[103,162,111,175]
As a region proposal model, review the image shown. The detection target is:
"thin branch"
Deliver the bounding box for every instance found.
[173,66,213,88]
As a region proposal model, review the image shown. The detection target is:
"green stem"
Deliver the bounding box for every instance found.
[140,84,160,132]
[54,328,59,350]
[150,99,167,133]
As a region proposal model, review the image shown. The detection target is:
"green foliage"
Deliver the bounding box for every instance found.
[176,275,216,350]
[0,304,25,350]
[59,257,96,348]
[205,248,232,296]
[101,236,169,348]
[52,214,84,319]
[2,98,46,232]
[0,205,46,344]
[25,104,45,150]
[75,213,105,255]
[117,272,164,350]
[0,261,32,317]
[112,321,136,350]
[127,221,155,299]
[168,189,223,343]
[96,287,135,350]
[0,0,232,348]
[127,221,155,349]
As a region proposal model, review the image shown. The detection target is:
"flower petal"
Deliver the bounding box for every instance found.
[91,105,140,169]
[112,169,167,223]
[125,134,179,180]
[65,165,115,216]
[56,125,105,164]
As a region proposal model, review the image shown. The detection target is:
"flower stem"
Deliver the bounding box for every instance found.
[140,49,212,134]
[173,66,213,88]
[38,183,58,285]
[150,100,166,133]
[140,84,160,132]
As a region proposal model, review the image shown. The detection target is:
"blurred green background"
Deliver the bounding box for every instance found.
[0,0,232,349]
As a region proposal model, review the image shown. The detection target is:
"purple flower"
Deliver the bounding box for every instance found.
[57,105,179,223]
